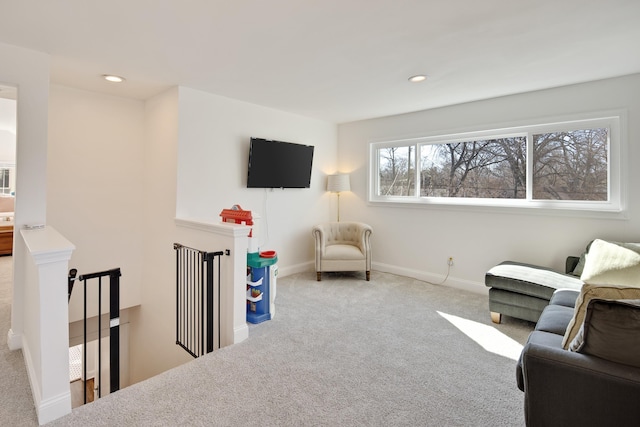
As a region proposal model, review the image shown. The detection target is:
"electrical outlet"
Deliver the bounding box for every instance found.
[448,257,454,266]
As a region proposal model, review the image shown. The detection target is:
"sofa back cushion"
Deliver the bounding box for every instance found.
[568,299,640,368]
[562,284,640,349]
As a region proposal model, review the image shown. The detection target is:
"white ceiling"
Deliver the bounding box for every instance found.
[0,0,639,124]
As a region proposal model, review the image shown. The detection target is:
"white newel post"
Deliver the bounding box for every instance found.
[20,226,75,425]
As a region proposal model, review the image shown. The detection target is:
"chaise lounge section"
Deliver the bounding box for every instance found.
[485,258,584,324]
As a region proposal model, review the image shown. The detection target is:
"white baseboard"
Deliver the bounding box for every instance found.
[21,338,72,425]
[7,328,22,350]
[20,338,39,408]
[277,261,314,277]
[234,323,249,345]
[372,261,488,296]
[36,391,72,425]
[276,260,487,295]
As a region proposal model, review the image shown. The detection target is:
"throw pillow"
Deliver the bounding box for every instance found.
[568,299,640,368]
[580,239,640,286]
[562,284,640,349]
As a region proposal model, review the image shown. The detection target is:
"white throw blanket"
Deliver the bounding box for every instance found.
[580,239,640,287]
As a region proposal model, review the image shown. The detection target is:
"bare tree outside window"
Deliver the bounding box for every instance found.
[532,128,608,201]
[419,137,526,198]
[378,146,415,196]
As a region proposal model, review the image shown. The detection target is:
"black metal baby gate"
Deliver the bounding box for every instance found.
[174,243,225,358]
[68,267,122,404]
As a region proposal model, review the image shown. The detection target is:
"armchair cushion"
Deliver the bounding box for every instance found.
[324,244,365,261]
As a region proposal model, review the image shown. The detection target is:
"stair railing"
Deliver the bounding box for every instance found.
[69,267,122,404]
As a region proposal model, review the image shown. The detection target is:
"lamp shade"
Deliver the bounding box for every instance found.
[327,174,350,192]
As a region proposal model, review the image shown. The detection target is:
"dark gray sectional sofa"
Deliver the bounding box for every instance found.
[517,289,640,426]
[489,240,640,426]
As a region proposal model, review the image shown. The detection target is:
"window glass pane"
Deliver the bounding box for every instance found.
[532,128,608,201]
[377,146,416,196]
[0,169,9,195]
[419,137,526,199]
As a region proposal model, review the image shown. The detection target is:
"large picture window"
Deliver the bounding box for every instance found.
[369,115,624,215]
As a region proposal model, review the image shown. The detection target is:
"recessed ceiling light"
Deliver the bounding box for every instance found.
[102,74,126,83]
[408,74,427,83]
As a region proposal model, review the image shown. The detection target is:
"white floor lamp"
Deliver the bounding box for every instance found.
[327,173,350,222]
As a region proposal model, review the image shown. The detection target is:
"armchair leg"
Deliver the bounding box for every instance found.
[316,272,321,281]
[366,271,370,281]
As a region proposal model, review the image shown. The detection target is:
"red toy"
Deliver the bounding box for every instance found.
[220,204,253,225]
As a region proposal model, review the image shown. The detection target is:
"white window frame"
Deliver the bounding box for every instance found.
[368,111,627,219]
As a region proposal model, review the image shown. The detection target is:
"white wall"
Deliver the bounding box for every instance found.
[176,87,337,272]
[128,87,337,382]
[41,83,338,384]
[338,73,640,292]
[47,85,144,322]
[0,41,50,352]
[130,87,187,382]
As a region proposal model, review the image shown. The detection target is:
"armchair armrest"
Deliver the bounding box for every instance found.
[356,223,373,264]
[521,331,640,426]
[312,225,326,269]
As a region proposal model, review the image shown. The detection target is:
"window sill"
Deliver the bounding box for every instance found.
[367,198,627,220]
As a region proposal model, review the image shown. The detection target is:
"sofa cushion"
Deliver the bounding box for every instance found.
[562,284,640,349]
[568,299,640,368]
[580,239,640,286]
[549,289,580,308]
[534,304,575,335]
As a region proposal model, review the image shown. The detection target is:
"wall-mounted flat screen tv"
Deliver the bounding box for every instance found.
[247,137,314,188]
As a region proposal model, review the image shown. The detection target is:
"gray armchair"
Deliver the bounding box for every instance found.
[312,222,372,281]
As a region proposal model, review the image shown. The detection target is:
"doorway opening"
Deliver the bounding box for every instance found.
[0,87,16,257]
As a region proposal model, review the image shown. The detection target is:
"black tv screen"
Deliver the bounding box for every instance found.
[247,138,314,188]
